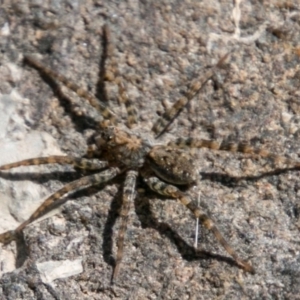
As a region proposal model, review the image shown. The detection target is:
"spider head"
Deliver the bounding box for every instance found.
[95,123,149,167]
[95,120,120,149]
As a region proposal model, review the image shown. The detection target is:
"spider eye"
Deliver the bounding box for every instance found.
[102,132,110,140]
[95,129,113,148]
[99,127,115,144]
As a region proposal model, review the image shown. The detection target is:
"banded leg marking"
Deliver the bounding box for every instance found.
[112,170,138,282]
[102,25,138,128]
[0,156,108,171]
[143,175,255,274]
[0,167,121,244]
[152,53,230,138]
[118,81,138,128]
[168,138,300,167]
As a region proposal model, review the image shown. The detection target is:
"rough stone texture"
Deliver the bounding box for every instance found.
[0,1,300,299]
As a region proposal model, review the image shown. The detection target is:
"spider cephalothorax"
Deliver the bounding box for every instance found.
[97,121,198,185]
[96,122,151,169]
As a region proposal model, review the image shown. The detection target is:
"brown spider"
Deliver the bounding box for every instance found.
[3,25,291,282]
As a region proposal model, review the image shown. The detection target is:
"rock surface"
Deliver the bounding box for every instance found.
[0,1,300,299]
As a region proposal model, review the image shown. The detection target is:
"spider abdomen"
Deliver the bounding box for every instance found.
[147,146,197,185]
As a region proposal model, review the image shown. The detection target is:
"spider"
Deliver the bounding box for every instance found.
[3,24,289,282]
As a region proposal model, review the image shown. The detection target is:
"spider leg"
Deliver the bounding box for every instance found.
[0,156,108,171]
[112,170,138,282]
[152,52,230,138]
[168,138,300,167]
[23,55,117,124]
[117,80,138,128]
[143,174,255,274]
[0,167,121,244]
[102,25,138,128]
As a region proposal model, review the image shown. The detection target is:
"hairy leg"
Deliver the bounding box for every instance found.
[143,174,255,274]
[0,156,108,171]
[0,167,121,244]
[24,55,117,124]
[152,53,230,138]
[167,138,300,167]
[112,170,138,282]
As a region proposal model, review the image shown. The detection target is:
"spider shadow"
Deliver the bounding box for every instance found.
[3,169,123,272]
[200,166,300,188]
[0,167,113,269]
[24,61,99,133]
[5,165,299,272]
[24,25,110,134]
[103,165,300,274]
[11,177,224,274]
[132,183,242,272]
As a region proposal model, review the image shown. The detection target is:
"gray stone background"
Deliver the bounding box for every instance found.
[0,0,300,299]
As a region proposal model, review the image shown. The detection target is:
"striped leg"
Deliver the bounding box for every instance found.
[0,167,121,244]
[102,25,138,128]
[117,80,138,128]
[152,53,230,138]
[143,175,255,274]
[112,170,138,282]
[167,138,300,167]
[23,55,117,124]
[0,156,108,171]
